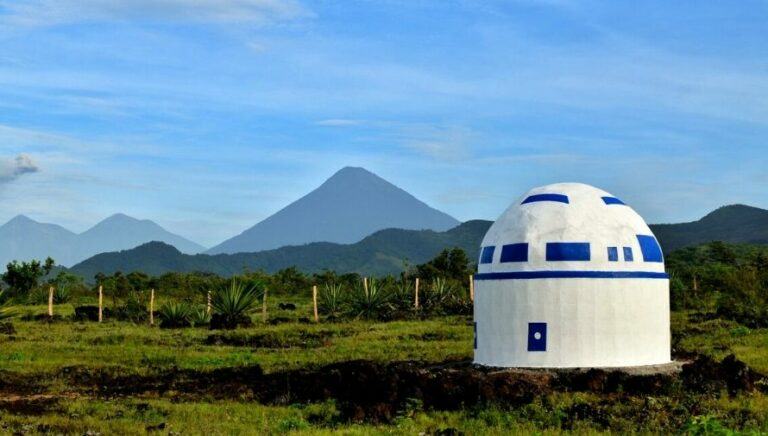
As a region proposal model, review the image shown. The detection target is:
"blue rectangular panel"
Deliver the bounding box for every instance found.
[479,246,495,264]
[602,196,626,205]
[637,235,664,263]
[500,243,528,262]
[623,247,634,261]
[546,242,590,261]
[521,194,569,204]
[607,247,618,262]
[528,322,547,352]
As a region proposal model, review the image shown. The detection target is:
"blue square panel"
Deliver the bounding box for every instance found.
[607,247,618,262]
[479,246,495,264]
[527,322,547,352]
[623,247,634,261]
[500,243,528,262]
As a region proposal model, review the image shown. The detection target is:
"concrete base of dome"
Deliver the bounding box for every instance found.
[474,360,686,376]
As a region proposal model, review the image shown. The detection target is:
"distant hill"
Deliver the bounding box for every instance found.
[649,204,768,252]
[0,214,205,267]
[207,166,460,254]
[71,220,492,278]
[0,215,80,266]
[69,203,768,278]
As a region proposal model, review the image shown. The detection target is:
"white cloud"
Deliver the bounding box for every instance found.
[314,119,363,127]
[0,0,310,26]
[0,154,39,183]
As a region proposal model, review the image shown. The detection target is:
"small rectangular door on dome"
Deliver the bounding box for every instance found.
[527,322,547,352]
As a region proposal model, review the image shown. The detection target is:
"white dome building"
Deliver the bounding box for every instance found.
[473,183,670,368]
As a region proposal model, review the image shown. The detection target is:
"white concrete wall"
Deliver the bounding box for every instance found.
[474,277,670,368]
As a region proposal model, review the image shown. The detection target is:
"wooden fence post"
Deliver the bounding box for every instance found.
[312,285,319,322]
[207,291,212,314]
[262,287,268,323]
[150,289,155,326]
[469,275,474,302]
[98,285,103,323]
[48,286,54,317]
[414,278,420,309]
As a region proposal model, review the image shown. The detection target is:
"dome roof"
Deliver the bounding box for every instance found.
[478,183,665,275]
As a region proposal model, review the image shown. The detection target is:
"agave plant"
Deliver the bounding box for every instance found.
[27,287,49,305]
[390,278,414,311]
[189,306,211,327]
[347,278,392,320]
[319,283,345,318]
[158,302,192,328]
[53,285,71,304]
[0,290,16,321]
[211,281,262,329]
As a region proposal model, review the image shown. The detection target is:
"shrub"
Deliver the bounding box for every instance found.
[53,286,71,304]
[319,283,344,318]
[27,287,49,305]
[390,279,414,312]
[0,290,16,321]
[114,292,148,323]
[347,278,392,320]
[423,278,453,314]
[158,302,192,328]
[210,281,262,329]
[189,307,211,327]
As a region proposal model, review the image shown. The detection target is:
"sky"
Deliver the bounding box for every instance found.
[0,0,766,247]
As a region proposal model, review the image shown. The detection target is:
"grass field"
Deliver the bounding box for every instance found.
[0,299,766,434]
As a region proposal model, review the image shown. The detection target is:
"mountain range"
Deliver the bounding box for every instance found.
[70,220,489,278]
[207,166,459,254]
[650,204,768,252]
[2,167,459,267]
[0,213,204,267]
[69,204,768,277]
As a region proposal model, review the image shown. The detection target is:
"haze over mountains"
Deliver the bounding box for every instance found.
[0,213,205,267]
[207,166,460,254]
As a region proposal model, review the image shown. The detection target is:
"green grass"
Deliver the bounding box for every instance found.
[0,302,766,434]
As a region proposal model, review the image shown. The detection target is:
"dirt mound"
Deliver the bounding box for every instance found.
[682,354,765,396]
[15,354,766,424]
[205,331,335,348]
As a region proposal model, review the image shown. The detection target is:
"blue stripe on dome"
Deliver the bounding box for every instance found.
[521,194,569,204]
[602,196,626,205]
[474,270,669,280]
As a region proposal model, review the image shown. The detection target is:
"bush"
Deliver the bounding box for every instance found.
[319,283,344,318]
[347,278,392,320]
[189,307,211,327]
[27,287,49,305]
[114,292,148,323]
[53,286,71,304]
[158,302,192,328]
[210,281,262,329]
[0,290,15,321]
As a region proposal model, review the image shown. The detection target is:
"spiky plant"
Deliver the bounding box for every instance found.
[347,278,392,320]
[158,302,192,328]
[27,287,49,305]
[211,281,262,329]
[0,290,16,321]
[53,286,71,304]
[319,283,345,318]
[390,278,414,311]
[189,306,211,327]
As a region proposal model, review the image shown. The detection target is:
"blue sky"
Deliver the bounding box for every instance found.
[0,0,766,247]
